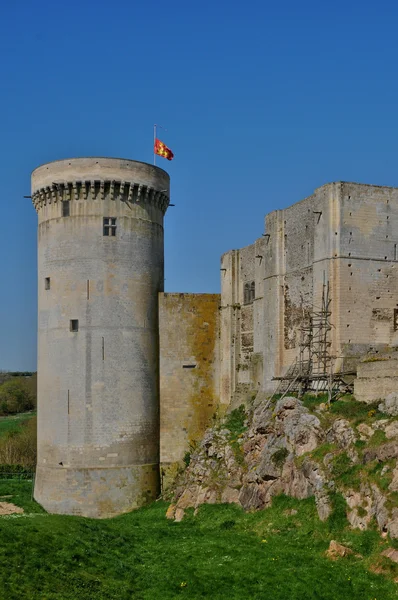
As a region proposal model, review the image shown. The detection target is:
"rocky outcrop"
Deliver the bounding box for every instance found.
[167,396,398,539]
[326,540,361,560]
[379,393,398,417]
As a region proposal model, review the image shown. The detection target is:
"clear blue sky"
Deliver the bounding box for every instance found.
[1,0,397,370]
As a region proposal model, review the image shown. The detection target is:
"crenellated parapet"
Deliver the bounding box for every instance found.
[32,180,169,214]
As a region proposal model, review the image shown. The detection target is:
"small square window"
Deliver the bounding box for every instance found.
[70,319,79,332]
[45,277,50,290]
[62,201,70,217]
[103,217,117,236]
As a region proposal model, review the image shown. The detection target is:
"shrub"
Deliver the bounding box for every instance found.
[0,378,35,414]
[331,452,361,489]
[272,447,289,468]
[183,451,191,467]
[224,405,247,437]
[0,416,36,469]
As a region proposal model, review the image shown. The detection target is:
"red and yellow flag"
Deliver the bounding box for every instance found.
[154,138,174,161]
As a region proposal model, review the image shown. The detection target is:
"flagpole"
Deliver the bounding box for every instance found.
[153,124,156,166]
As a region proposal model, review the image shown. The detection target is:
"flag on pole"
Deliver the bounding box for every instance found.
[154,138,174,161]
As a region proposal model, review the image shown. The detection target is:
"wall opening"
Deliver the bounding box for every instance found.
[62,201,70,217]
[244,281,255,303]
[45,277,50,290]
[394,309,398,331]
[70,319,79,332]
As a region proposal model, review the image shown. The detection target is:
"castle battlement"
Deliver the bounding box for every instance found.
[32,157,170,215]
[32,180,169,213]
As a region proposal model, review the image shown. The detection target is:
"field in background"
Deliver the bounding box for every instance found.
[0,483,396,600]
[0,412,35,438]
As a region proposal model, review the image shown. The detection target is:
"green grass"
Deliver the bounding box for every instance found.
[0,483,396,599]
[224,405,247,465]
[0,412,35,438]
[330,452,362,490]
[224,405,247,437]
[301,393,329,411]
[329,399,387,425]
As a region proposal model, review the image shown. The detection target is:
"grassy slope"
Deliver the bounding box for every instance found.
[0,483,396,599]
[0,412,35,439]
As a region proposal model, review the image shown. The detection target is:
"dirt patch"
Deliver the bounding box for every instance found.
[0,502,23,515]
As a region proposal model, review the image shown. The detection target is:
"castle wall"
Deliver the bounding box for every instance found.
[220,240,265,407]
[159,293,220,469]
[220,181,398,401]
[355,353,398,403]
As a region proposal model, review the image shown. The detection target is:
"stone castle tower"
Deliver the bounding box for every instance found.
[31,158,170,517]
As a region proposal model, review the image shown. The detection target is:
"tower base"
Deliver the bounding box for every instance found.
[34,464,159,518]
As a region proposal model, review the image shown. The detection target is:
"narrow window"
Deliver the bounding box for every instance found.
[70,319,79,332]
[394,309,398,331]
[103,217,117,236]
[250,281,255,302]
[395,244,397,261]
[45,277,50,290]
[62,201,70,217]
[244,283,250,304]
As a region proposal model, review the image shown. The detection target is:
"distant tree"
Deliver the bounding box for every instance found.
[0,379,35,414]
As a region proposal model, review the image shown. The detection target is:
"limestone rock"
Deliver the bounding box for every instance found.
[281,458,313,500]
[326,540,359,560]
[167,391,398,540]
[274,397,324,456]
[166,504,176,520]
[327,419,356,449]
[372,419,390,431]
[357,423,373,440]
[176,486,199,510]
[174,507,185,522]
[370,484,389,532]
[221,487,240,504]
[344,487,372,530]
[301,459,331,521]
[387,508,398,539]
[389,464,398,492]
[239,482,270,511]
[363,442,398,463]
[379,393,398,416]
[381,548,398,563]
[385,421,398,439]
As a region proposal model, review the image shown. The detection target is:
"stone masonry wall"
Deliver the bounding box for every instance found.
[159,293,220,470]
[220,181,398,402]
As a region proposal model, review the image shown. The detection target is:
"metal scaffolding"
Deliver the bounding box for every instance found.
[272,279,355,403]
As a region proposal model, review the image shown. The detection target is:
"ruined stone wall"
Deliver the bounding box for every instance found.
[159,293,220,469]
[220,181,398,400]
[337,183,398,370]
[220,242,265,408]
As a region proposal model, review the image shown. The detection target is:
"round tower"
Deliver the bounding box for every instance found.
[32,157,170,518]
